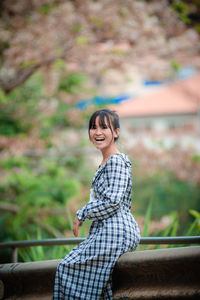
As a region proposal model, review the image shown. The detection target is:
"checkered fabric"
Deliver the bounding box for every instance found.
[53,153,140,300]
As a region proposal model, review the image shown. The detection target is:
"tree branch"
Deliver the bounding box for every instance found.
[0,42,74,94]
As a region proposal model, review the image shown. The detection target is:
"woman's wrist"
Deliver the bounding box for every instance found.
[77,210,85,222]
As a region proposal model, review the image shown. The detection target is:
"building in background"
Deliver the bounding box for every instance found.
[110,73,200,152]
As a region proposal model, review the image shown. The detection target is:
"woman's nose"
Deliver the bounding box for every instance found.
[96,127,102,134]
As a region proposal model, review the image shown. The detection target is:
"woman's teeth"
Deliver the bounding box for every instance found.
[95,138,105,141]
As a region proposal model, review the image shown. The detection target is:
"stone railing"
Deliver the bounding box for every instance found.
[0,246,200,299]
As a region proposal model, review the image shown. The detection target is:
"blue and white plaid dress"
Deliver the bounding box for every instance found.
[53,153,140,299]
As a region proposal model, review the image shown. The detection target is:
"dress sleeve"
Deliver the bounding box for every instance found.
[76,156,130,221]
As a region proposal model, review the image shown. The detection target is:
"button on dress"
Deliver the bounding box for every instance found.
[53,153,140,299]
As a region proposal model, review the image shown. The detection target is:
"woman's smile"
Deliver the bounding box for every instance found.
[95,137,105,142]
[93,135,109,148]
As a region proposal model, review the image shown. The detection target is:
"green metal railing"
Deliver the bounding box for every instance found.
[0,236,200,263]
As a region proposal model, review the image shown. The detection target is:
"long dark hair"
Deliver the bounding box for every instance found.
[88,109,120,142]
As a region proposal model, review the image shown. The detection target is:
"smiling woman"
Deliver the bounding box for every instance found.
[89,109,120,167]
[53,109,140,300]
[89,109,120,141]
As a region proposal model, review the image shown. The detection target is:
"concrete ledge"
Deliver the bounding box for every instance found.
[0,246,200,299]
[0,259,59,299]
[113,246,200,299]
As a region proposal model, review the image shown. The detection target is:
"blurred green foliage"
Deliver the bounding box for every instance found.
[170,60,181,72]
[18,228,76,262]
[71,24,83,34]
[0,156,81,240]
[76,37,89,46]
[90,16,104,27]
[17,211,89,262]
[195,24,200,33]
[170,0,200,32]
[0,41,10,58]
[53,58,66,71]
[58,72,88,94]
[0,112,25,136]
[37,4,57,15]
[39,102,71,138]
[134,171,200,233]
[0,73,43,136]
[172,0,191,24]
[137,200,199,251]
[0,149,92,263]
[119,7,128,19]
[8,73,43,104]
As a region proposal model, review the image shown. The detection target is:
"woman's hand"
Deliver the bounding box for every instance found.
[72,216,83,237]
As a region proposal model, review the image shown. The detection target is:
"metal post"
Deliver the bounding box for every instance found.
[11,247,18,263]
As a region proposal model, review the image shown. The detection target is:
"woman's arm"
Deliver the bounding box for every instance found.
[72,216,83,237]
[77,156,130,221]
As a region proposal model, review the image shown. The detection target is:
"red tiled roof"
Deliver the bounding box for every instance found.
[110,73,200,117]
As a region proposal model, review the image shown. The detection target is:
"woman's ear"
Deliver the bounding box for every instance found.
[114,128,120,139]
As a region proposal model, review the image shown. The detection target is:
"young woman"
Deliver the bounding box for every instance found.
[53,108,140,299]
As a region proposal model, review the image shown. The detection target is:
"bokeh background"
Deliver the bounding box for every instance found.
[0,0,200,263]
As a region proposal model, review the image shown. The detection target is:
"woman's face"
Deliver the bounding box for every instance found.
[89,116,119,151]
